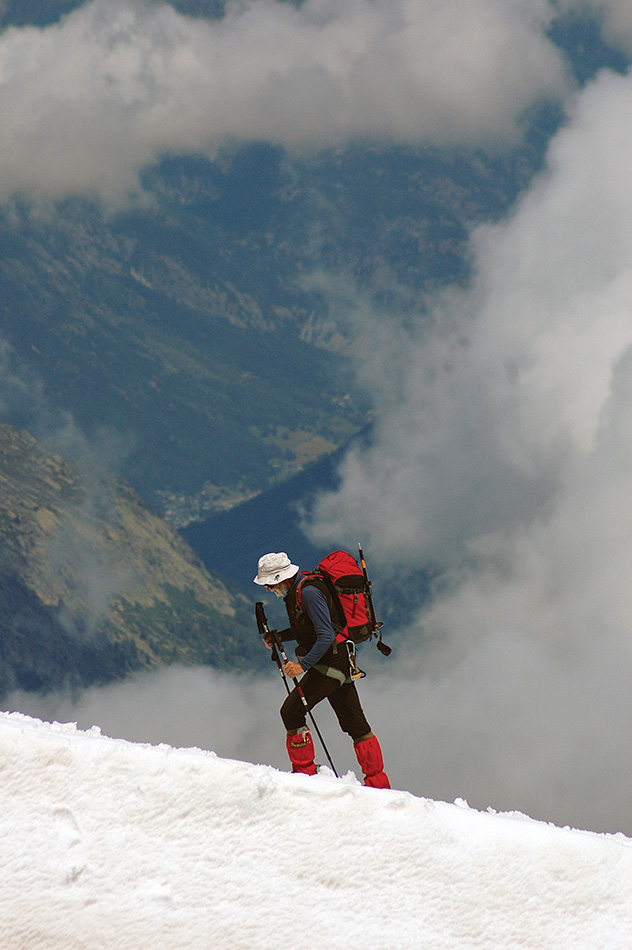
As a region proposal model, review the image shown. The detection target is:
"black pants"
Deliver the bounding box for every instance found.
[280,666,371,743]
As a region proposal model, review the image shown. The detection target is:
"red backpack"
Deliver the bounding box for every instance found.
[296,549,374,645]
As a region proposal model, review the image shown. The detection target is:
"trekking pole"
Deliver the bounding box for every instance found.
[358,543,392,656]
[255,602,292,695]
[255,602,339,777]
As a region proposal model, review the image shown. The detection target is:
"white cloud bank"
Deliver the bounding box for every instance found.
[300,65,632,833]
[0,0,569,203]
[312,66,632,563]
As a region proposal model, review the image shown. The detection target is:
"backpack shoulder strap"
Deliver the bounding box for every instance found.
[296,571,329,611]
[297,572,348,639]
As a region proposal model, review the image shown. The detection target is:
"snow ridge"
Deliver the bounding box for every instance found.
[0,711,630,950]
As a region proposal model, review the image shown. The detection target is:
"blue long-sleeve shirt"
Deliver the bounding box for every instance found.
[286,575,336,670]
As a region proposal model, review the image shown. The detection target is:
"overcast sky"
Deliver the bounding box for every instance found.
[4,0,632,837]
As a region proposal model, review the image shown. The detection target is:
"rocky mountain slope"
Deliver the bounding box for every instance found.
[0,423,255,698]
[0,191,369,526]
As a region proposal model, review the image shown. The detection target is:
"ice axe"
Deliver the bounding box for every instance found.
[358,543,391,656]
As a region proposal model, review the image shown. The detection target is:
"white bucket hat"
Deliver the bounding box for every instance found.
[253,552,299,586]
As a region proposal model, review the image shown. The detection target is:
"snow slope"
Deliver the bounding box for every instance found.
[1,712,631,950]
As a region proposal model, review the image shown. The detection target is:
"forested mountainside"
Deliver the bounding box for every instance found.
[0,423,255,698]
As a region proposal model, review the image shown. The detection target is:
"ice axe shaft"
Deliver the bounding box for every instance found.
[358,543,391,657]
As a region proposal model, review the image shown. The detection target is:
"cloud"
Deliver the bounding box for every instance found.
[310,66,632,566]
[4,666,295,770]
[0,0,570,204]
[301,66,632,832]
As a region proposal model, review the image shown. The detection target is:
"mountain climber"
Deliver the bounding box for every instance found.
[254,551,390,788]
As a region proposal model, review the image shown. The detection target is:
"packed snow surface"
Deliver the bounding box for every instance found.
[1,712,631,950]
